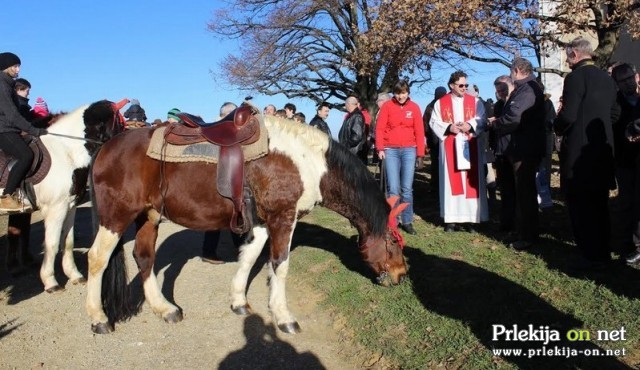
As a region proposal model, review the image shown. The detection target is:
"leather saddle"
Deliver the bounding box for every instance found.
[163,105,260,234]
[0,135,51,208]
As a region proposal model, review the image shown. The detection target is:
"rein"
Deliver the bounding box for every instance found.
[48,132,104,145]
[48,103,124,146]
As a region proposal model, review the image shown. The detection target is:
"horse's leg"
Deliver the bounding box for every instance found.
[86,226,122,333]
[6,214,33,275]
[134,217,182,323]
[39,204,68,292]
[230,226,269,315]
[60,207,85,285]
[267,210,300,334]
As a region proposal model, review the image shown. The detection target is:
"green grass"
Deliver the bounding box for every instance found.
[288,168,640,369]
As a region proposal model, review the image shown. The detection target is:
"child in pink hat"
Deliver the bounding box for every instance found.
[32,97,49,119]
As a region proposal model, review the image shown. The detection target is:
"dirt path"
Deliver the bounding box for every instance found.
[0,204,362,369]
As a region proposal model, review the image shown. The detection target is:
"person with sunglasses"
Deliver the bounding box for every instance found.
[429,70,488,233]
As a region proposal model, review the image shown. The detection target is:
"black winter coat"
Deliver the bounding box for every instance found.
[492,75,546,161]
[613,92,640,169]
[0,73,44,136]
[124,104,147,122]
[309,115,332,137]
[554,59,620,191]
[338,108,365,155]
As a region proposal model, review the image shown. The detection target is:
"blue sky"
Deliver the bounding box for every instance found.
[3,1,508,137]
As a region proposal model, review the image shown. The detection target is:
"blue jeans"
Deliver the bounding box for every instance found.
[384,147,416,225]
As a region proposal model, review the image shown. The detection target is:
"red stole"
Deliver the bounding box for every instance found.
[439,93,479,199]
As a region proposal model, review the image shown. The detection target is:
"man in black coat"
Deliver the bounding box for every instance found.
[554,37,620,270]
[488,58,546,250]
[610,63,640,264]
[309,102,332,137]
[338,96,365,159]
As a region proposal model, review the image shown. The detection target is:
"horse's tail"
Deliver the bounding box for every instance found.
[102,239,136,324]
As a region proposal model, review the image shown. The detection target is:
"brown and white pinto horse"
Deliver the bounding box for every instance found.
[4,101,123,291]
[85,115,408,334]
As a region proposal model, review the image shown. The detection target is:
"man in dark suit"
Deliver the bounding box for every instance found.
[554,37,620,270]
[488,58,546,251]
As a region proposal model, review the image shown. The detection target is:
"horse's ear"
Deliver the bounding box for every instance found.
[389,202,409,220]
[386,196,400,209]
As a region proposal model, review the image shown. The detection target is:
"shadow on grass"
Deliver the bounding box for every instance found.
[404,246,632,369]
[291,222,374,282]
[411,165,640,301]
[290,221,633,368]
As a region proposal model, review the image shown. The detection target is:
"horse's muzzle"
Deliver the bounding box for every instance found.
[376,272,407,287]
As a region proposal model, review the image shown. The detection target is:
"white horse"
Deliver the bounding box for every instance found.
[4,100,123,292]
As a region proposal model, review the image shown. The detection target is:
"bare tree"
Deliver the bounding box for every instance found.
[208,0,432,114]
[362,0,640,75]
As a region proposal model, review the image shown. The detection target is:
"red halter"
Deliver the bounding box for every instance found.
[386,196,409,249]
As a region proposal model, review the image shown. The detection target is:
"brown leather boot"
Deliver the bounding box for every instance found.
[0,193,30,213]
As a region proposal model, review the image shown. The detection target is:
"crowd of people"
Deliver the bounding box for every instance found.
[324,35,640,273]
[2,36,640,272]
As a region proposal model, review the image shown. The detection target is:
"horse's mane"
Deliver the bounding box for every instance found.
[325,140,389,237]
[47,105,89,136]
[262,115,388,236]
[263,115,330,153]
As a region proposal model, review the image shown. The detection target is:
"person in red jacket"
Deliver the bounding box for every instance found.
[375,79,425,235]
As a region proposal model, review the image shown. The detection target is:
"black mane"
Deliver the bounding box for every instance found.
[83,100,124,154]
[325,140,389,237]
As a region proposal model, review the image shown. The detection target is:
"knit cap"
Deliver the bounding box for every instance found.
[167,108,182,122]
[0,52,21,71]
[131,99,140,106]
[33,97,50,118]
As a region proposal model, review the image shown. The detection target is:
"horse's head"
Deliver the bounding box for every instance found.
[83,100,126,153]
[359,196,409,287]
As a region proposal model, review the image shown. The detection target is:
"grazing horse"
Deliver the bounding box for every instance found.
[3,101,123,292]
[86,115,408,334]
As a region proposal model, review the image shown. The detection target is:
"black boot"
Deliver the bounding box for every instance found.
[400,223,417,235]
[444,223,457,232]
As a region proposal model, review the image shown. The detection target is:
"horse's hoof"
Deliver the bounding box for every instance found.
[91,322,113,334]
[163,310,183,323]
[45,285,65,294]
[278,321,301,334]
[71,277,87,285]
[231,304,252,315]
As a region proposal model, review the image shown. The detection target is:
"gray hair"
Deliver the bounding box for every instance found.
[567,37,594,58]
[345,96,359,106]
[511,57,533,75]
[219,102,237,118]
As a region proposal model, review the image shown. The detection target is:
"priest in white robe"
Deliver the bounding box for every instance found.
[429,70,488,232]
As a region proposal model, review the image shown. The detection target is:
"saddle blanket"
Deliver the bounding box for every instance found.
[146,120,269,164]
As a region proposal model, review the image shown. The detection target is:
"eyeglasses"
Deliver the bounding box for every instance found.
[458,84,469,88]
